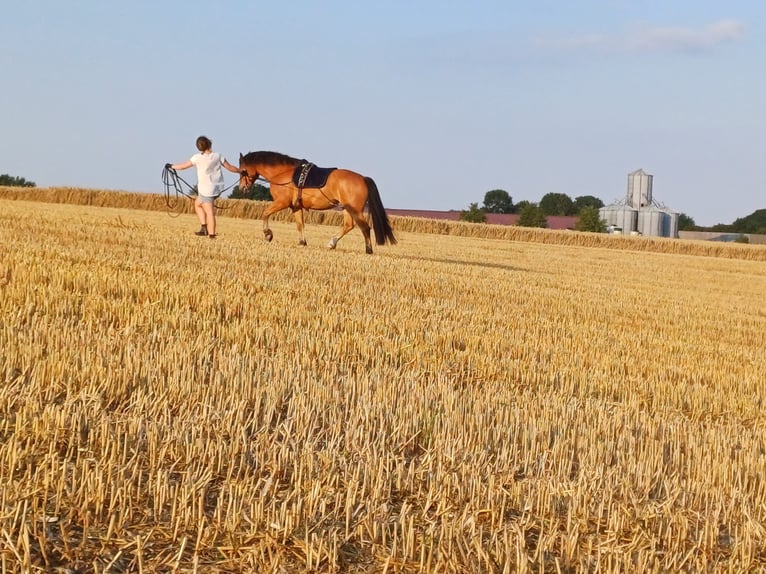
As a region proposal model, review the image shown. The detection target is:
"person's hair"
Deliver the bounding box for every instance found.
[196,136,212,152]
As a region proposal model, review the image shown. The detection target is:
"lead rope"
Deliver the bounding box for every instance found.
[162,165,239,213]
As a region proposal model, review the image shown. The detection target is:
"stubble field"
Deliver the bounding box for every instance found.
[1,197,766,572]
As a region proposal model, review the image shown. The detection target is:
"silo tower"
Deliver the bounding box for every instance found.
[627,169,653,208]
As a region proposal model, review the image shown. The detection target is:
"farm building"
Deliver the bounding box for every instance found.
[599,169,678,238]
[385,209,578,230]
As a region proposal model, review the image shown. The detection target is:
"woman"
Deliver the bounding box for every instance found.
[168,136,240,238]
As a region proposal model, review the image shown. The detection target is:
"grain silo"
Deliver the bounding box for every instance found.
[600,204,637,233]
[627,169,653,208]
[602,169,678,238]
[666,211,679,238]
[637,206,666,237]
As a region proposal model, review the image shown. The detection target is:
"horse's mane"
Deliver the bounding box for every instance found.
[241,151,301,166]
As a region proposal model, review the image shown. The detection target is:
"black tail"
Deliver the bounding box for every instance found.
[365,177,396,246]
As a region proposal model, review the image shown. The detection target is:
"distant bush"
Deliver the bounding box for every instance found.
[460,203,487,223]
[575,206,607,233]
[0,174,35,187]
[517,203,547,228]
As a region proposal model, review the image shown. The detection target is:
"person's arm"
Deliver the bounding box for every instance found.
[170,160,193,170]
[222,159,240,174]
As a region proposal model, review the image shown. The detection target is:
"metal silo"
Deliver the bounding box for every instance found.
[618,207,638,234]
[627,169,653,208]
[666,211,679,238]
[599,206,617,229]
[600,205,637,233]
[637,207,665,237]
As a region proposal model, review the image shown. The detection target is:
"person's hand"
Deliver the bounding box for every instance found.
[165,163,174,170]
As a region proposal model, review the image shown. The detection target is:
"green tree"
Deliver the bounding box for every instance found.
[517,203,547,228]
[229,183,271,201]
[481,189,514,214]
[0,174,36,187]
[539,192,575,215]
[460,202,487,223]
[677,213,697,231]
[574,206,606,232]
[725,209,766,234]
[514,200,533,212]
[573,195,604,213]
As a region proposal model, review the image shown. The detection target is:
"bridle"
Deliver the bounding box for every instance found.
[239,163,340,208]
[239,165,296,190]
[239,168,257,190]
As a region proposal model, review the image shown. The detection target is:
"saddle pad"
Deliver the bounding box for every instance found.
[291,162,337,189]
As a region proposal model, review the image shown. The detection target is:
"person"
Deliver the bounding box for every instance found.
[167,136,240,238]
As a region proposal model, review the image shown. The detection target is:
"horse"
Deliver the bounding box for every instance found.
[238,151,396,254]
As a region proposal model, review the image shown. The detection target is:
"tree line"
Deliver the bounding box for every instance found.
[460,190,607,232]
[0,174,36,187]
[708,210,766,235]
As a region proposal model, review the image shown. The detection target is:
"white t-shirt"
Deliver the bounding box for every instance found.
[190,152,227,197]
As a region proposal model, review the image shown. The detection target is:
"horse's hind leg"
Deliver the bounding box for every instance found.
[327,211,355,249]
[293,208,308,246]
[347,208,373,254]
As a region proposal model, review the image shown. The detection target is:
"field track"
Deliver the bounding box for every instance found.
[1,194,766,572]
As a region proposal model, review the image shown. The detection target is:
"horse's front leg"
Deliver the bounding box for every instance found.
[262,201,288,242]
[293,207,307,246]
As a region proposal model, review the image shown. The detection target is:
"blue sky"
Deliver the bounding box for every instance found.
[1,0,763,226]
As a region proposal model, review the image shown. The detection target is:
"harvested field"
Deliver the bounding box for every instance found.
[1,197,766,572]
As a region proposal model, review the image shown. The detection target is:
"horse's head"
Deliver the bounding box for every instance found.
[239,153,258,191]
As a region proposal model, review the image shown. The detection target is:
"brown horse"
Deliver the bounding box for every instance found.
[239,151,396,254]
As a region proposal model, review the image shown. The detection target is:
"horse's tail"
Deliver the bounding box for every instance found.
[365,177,397,246]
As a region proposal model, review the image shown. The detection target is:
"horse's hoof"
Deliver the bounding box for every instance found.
[264,230,273,242]
[365,246,373,254]
[327,238,338,249]
[299,239,307,246]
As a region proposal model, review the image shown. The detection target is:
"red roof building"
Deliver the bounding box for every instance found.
[386,209,579,231]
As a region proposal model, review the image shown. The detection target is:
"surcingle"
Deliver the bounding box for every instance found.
[291,161,337,189]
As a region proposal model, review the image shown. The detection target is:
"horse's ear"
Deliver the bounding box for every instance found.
[239,153,243,160]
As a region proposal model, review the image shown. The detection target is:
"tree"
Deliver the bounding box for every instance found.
[229,183,271,201]
[724,209,766,234]
[709,209,766,233]
[516,203,547,228]
[539,192,575,216]
[514,200,533,212]
[482,189,514,214]
[573,195,604,213]
[677,213,697,231]
[574,206,606,233]
[0,174,35,187]
[460,202,487,223]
